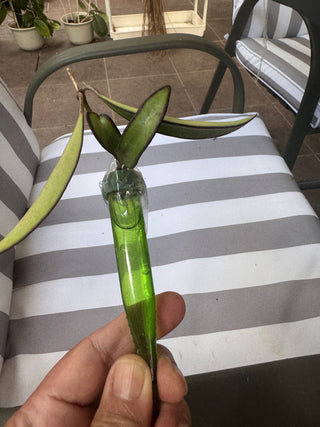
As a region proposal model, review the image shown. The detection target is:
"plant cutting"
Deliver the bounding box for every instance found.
[0,73,254,411]
[0,0,60,38]
[60,0,108,40]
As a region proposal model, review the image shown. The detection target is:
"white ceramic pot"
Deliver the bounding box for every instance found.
[61,13,94,45]
[9,25,44,51]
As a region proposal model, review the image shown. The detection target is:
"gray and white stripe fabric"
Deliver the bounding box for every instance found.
[233,0,307,38]
[232,1,319,128]
[0,78,40,375]
[1,113,320,408]
[236,34,320,128]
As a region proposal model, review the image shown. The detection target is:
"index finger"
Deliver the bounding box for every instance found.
[33,292,185,406]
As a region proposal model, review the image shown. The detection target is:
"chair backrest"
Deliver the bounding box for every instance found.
[233,0,307,38]
[0,78,40,371]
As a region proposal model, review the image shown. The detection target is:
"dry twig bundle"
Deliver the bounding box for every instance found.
[143,0,166,35]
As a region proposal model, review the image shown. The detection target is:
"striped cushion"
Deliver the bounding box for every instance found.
[1,113,320,407]
[0,79,40,374]
[233,0,307,38]
[235,34,320,128]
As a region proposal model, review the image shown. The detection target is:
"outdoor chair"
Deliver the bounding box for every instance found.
[205,0,320,186]
[1,34,320,425]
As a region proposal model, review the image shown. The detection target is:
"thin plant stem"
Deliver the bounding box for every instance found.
[67,68,80,92]
[67,0,72,18]
[8,0,20,28]
[58,0,67,17]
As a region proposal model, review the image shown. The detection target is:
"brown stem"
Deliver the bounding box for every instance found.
[142,0,166,36]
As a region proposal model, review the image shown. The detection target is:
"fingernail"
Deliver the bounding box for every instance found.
[111,357,146,401]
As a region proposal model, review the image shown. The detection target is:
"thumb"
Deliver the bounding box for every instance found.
[91,354,153,426]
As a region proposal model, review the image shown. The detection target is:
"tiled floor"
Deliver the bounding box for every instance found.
[0,0,319,213]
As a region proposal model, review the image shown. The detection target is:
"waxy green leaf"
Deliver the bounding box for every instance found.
[92,13,108,37]
[0,3,7,25]
[85,85,255,139]
[116,86,170,168]
[0,94,85,254]
[87,112,121,156]
[34,18,51,37]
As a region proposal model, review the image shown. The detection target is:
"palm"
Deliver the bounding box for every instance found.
[6,292,187,427]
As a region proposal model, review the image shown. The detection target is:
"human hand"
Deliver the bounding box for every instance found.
[6,292,191,426]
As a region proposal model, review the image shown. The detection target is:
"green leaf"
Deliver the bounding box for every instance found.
[85,85,256,139]
[115,86,170,168]
[32,0,45,14]
[22,11,35,28]
[87,112,121,156]
[0,95,84,254]
[0,4,7,25]
[34,18,51,37]
[49,19,61,31]
[14,0,28,10]
[91,3,99,10]
[100,12,109,24]
[92,13,108,37]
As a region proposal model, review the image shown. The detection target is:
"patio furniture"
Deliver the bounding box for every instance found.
[104,0,209,40]
[205,0,320,186]
[1,34,320,425]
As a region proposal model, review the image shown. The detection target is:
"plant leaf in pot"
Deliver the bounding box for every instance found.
[1,0,60,49]
[60,0,108,41]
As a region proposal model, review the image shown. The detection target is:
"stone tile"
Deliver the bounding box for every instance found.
[168,49,218,73]
[207,0,232,19]
[162,0,195,11]
[31,79,110,129]
[109,0,143,15]
[208,18,232,41]
[37,56,107,86]
[292,154,320,183]
[105,52,175,79]
[178,66,271,115]
[204,22,221,41]
[302,189,320,217]
[46,0,106,20]
[33,125,76,149]
[179,69,233,113]
[0,42,39,89]
[305,133,320,154]
[108,74,195,117]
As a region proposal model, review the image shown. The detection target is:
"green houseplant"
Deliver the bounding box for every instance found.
[0,0,60,50]
[0,76,254,411]
[60,0,108,44]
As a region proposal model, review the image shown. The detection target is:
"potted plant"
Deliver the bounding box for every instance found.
[0,72,254,410]
[60,0,108,45]
[0,0,60,51]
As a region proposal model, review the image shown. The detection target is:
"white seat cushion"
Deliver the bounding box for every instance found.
[236,34,320,128]
[1,114,320,407]
[0,78,40,374]
[233,0,307,38]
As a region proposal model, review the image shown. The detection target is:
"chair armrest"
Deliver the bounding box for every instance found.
[23,34,245,126]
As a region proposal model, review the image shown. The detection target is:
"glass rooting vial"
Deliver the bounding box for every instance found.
[101,167,157,395]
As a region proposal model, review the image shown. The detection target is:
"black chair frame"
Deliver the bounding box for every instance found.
[202,0,320,189]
